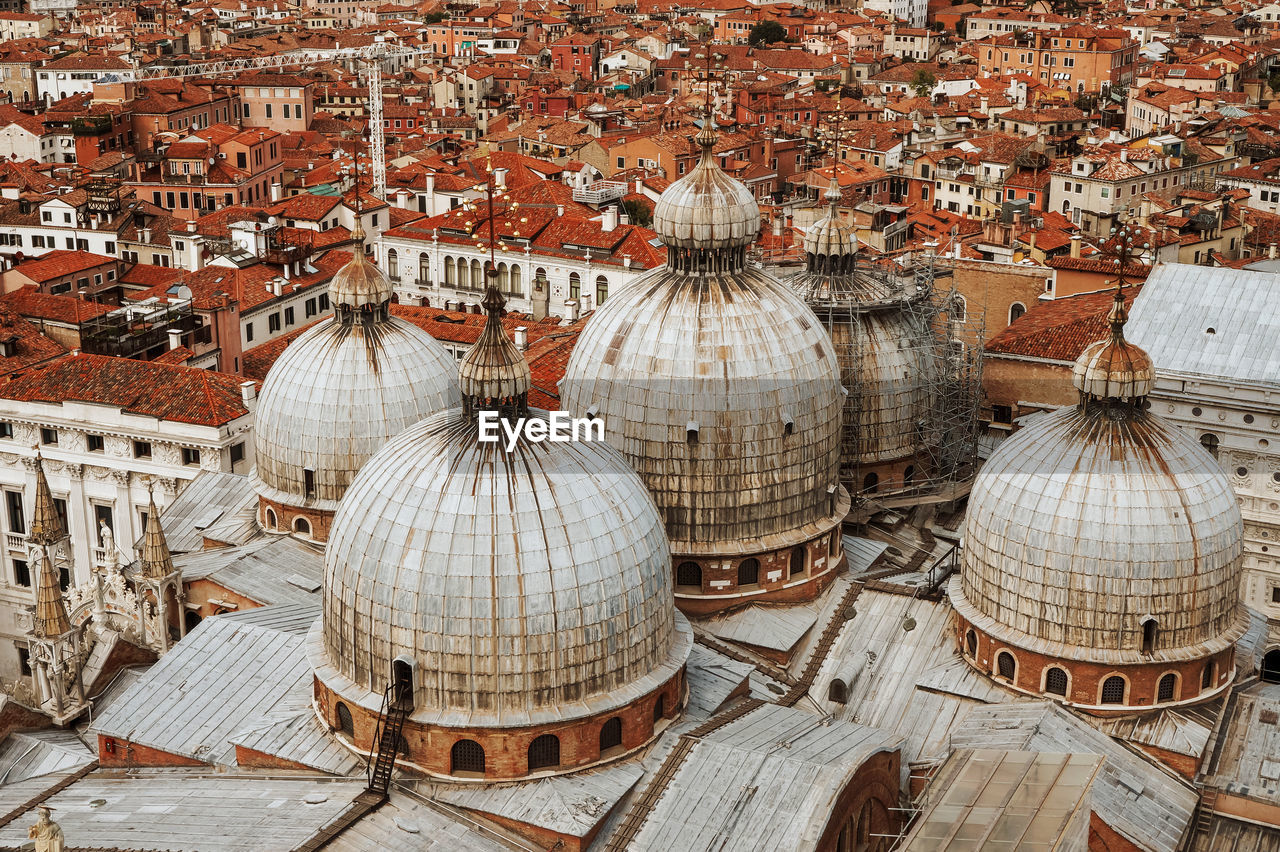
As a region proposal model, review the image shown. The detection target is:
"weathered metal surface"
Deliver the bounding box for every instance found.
[175,536,324,608]
[318,405,692,728]
[652,141,760,250]
[156,470,260,552]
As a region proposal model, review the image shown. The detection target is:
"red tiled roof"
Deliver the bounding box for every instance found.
[985,286,1140,362]
[0,286,115,326]
[0,353,254,426]
[9,250,116,284]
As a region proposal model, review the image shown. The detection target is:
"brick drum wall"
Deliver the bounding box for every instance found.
[814,749,902,850]
[97,735,206,768]
[315,667,685,781]
[258,495,334,542]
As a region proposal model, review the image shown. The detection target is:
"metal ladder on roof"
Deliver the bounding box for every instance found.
[366,681,411,796]
[1195,788,1218,836]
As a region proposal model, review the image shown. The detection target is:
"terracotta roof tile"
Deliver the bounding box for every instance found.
[986,286,1140,362]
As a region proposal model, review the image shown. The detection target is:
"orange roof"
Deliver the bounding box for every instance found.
[985,286,1140,362]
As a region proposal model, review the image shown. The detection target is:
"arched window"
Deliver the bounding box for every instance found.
[528,734,560,771]
[335,702,354,736]
[1141,618,1157,654]
[391,658,414,708]
[599,717,623,753]
[292,516,312,537]
[1009,302,1026,324]
[1200,433,1220,459]
[863,472,878,494]
[737,558,759,587]
[1101,675,1126,704]
[569,272,581,300]
[829,531,840,557]
[444,255,455,286]
[790,547,806,577]
[451,739,485,775]
[1044,667,1068,696]
[185,611,202,633]
[996,651,1015,680]
[953,293,967,322]
[653,694,666,721]
[387,248,398,280]
[675,561,701,589]
[470,259,482,290]
[1263,649,1280,684]
[1157,673,1177,703]
[418,254,430,286]
[965,629,977,657]
[534,267,547,292]
[828,678,848,704]
[265,507,277,529]
[1202,660,1216,690]
[509,264,521,296]
[595,274,609,305]
[497,261,508,290]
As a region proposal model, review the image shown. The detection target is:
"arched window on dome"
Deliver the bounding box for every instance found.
[1200,433,1220,459]
[528,735,560,771]
[595,275,609,306]
[599,717,623,755]
[303,468,316,500]
[828,678,848,704]
[738,558,759,587]
[996,651,1016,681]
[335,702,353,737]
[1044,667,1068,697]
[1157,673,1178,703]
[829,531,841,558]
[653,694,666,722]
[1100,675,1126,704]
[387,248,398,281]
[1264,649,1280,684]
[265,507,277,530]
[1141,618,1158,654]
[675,561,701,590]
[863,472,878,494]
[1009,302,1026,325]
[569,272,581,300]
[1202,660,1216,691]
[451,739,485,776]
[790,546,806,577]
[391,657,415,710]
[965,630,978,658]
[903,465,915,487]
[292,516,311,538]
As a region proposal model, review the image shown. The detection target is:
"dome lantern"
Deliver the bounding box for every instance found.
[1071,284,1154,405]
[458,284,530,421]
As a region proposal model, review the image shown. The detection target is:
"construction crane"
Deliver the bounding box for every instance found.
[132,39,431,200]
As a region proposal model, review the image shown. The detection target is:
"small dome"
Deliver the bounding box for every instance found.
[328,224,392,309]
[1072,288,1153,400]
[652,127,760,250]
[253,317,460,514]
[804,215,856,258]
[459,286,530,411]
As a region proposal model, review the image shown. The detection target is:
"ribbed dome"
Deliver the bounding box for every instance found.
[652,129,760,250]
[317,407,691,726]
[954,403,1246,661]
[804,182,856,259]
[1072,288,1153,401]
[252,316,461,513]
[560,267,844,554]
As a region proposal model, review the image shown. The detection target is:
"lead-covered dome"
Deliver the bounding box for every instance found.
[652,125,760,250]
[954,288,1246,662]
[252,240,460,523]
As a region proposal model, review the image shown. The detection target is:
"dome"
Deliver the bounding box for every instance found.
[316,285,690,728]
[252,240,460,517]
[328,223,393,309]
[1071,288,1153,401]
[954,292,1246,663]
[561,267,844,554]
[652,125,761,250]
[803,181,856,259]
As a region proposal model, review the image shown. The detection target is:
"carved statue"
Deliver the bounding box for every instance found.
[28,805,65,852]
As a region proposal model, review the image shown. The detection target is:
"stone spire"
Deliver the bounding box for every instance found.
[28,455,64,547]
[138,487,173,581]
[459,284,530,420]
[29,456,70,640]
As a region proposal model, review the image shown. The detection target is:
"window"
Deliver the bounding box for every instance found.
[1141,618,1157,654]
[0,423,11,439]
[1043,667,1068,696]
[789,547,805,577]
[965,629,977,657]
[1158,673,1177,703]
[451,739,485,774]
[1009,302,1026,324]
[737,557,759,587]
[335,702,354,736]
[569,272,581,300]
[993,405,1013,425]
[528,734,560,771]
[599,717,623,753]
[284,307,294,326]
[182,448,200,466]
[246,322,254,343]
[304,469,316,499]
[675,561,701,588]
[17,647,30,676]
[268,313,281,333]
[6,491,23,535]
[828,678,848,704]
[653,693,666,721]
[12,558,29,587]
[40,428,57,446]
[862,472,878,494]
[1100,676,1125,704]
[230,442,245,465]
[86,434,104,453]
[996,651,1015,680]
[1201,660,1215,690]
[265,507,277,529]
[1200,433,1219,458]
[595,275,608,306]
[133,441,152,459]
[305,298,317,318]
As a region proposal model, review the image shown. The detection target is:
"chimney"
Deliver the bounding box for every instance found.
[396,189,410,209]
[187,220,197,233]
[494,167,508,188]
[601,206,618,232]
[1070,234,1081,258]
[167,329,183,350]
[272,280,283,297]
[140,227,152,243]
[1270,243,1277,259]
[635,178,643,193]
[1120,149,1128,162]
[556,204,565,217]
[773,215,783,237]
[980,96,988,114]
[240,381,257,409]
[514,326,528,349]
[270,181,282,202]
[564,299,579,321]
